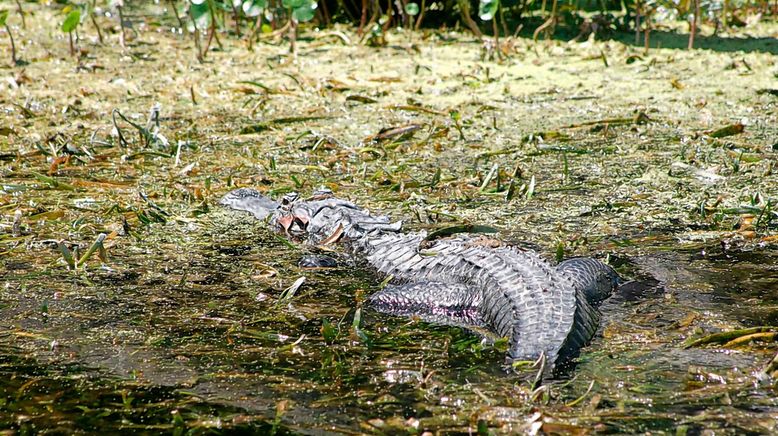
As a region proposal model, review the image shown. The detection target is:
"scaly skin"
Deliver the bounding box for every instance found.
[220,188,619,369]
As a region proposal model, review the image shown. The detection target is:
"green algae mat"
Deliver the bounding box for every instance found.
[1,4,778,434]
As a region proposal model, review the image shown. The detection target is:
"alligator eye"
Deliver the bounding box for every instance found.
[282,192,299,206]
[312,188,334,199]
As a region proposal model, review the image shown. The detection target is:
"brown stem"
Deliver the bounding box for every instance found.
[533,0,557,41]
[499,2,508,38]
[188,7,204,62]
[512,23,523,37]
[15,0,25,29]
[90,1,104,44]
[358,0,382,43]
[320,0,331,26]
[230,1,242,36]
[203,23,215,54]
[414,0,426,30]
[458,0,482,37]
[492,13,499,58]
[635,3,641,45]
[688,0,699,49]
[289,18,297,55]
[359,0,368,35]
[644,14,651,54]
[194,28,203,61]
[169,0,185,30]
[5,24,17,65]
[68,31,75,56]
[270,0,277,29]
[247,15,262,51]
[382,0,393,31]
[550,0,558,25]
[396,0,407,28]
[207,1,223,49]
[117,5,127,47]
[210,21,223,49]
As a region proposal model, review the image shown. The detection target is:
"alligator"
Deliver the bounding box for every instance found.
[220,187,620,371]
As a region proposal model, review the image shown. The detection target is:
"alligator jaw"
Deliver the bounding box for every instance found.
[219,188,279,220]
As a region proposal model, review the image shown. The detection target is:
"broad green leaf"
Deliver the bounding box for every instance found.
[0,10,8,27]
[478,0,499,21]
[282,0,306,8]
[292,1,317,22]
[190,1,212,30]
[404,2,419,16]
[242,0,266,16]
[61,10,81,33]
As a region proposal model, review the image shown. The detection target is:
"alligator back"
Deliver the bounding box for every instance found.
[360,233,600,367]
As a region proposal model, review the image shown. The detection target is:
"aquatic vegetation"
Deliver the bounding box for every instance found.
[0,1,777,433]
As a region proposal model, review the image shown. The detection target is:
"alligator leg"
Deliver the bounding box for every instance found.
[298,254,339,268]
[367,281,488,330]
[556,257,619,306]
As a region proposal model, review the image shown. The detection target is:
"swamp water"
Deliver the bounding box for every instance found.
[2,219,778,433]
[1,4,778,434]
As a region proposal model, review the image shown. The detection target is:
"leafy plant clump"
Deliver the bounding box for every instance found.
[11,0,772,64]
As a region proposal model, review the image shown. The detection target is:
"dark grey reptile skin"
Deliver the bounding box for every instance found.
[220,188,620,369]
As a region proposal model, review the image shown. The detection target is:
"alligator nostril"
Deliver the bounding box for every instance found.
[294,217,308,230]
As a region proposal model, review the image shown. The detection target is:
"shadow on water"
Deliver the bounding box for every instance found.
[514,16,778,55]
[611,29,778,55]
[1,212,777,433]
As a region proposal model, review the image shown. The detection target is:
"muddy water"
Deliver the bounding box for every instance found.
[2,211,777,433]
[1,3,777,433]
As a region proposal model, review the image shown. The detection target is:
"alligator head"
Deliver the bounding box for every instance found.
[220,188,403,244]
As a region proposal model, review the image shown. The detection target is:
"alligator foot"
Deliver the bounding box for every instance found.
[367,281,488,331]
[298,254,339,268]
